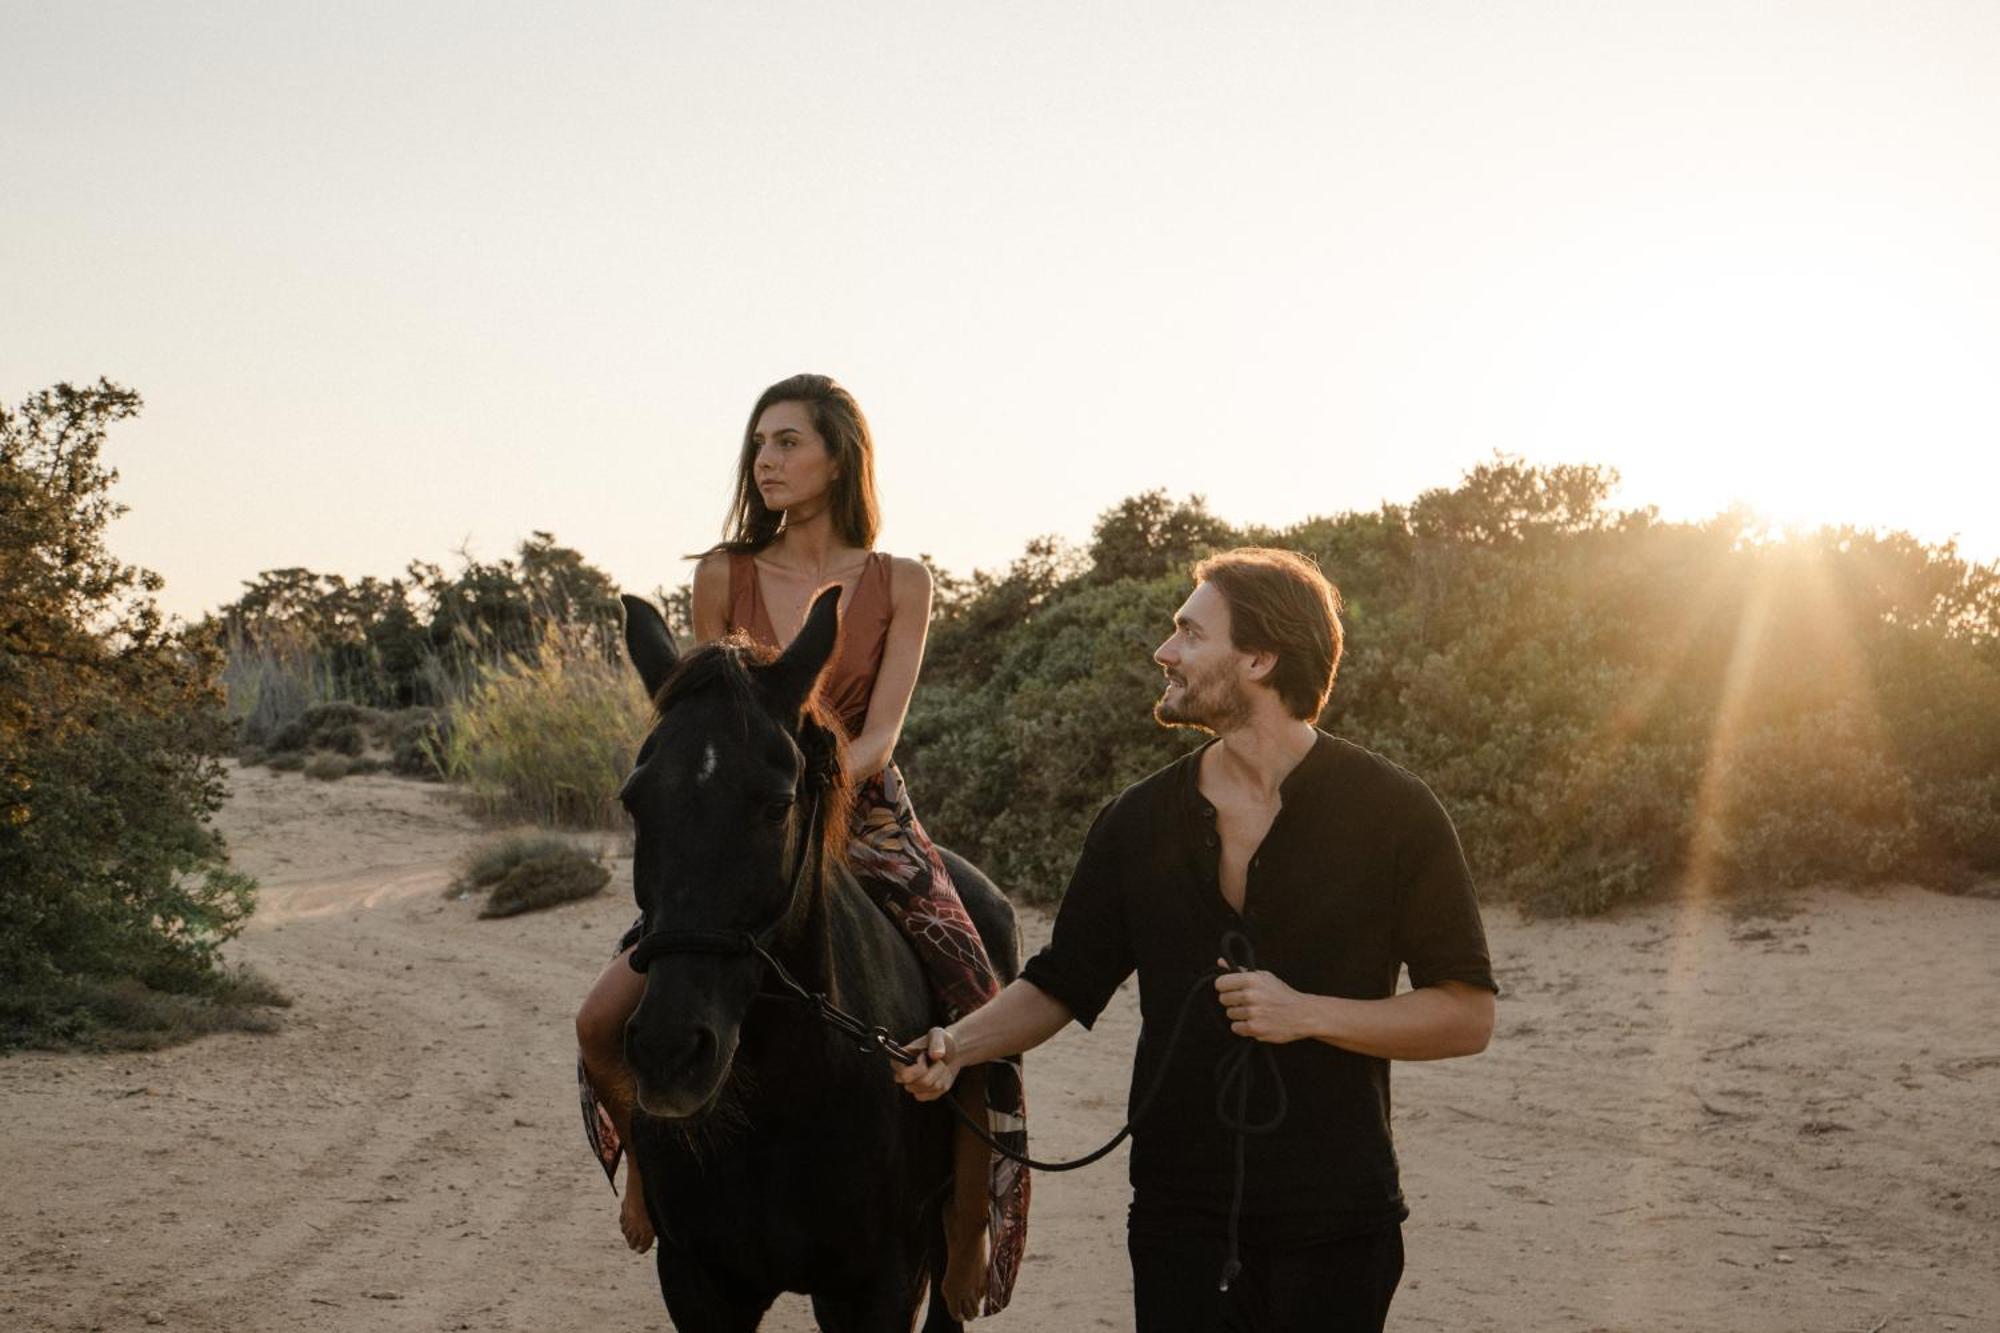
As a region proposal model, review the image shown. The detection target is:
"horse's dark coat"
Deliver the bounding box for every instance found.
[618,591,1019,1333]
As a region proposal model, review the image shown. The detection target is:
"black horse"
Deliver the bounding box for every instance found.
[617,587,1020,1332]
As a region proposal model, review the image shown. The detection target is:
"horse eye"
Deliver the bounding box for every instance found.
[763,797,795,823]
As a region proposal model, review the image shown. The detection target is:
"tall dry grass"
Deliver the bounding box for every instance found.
[222,629,337,750]
[434,624,650,828]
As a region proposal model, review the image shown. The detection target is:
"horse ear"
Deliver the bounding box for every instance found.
[763,585,843,716]
[621,593,680,699]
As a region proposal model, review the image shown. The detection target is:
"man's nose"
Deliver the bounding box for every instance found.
[1153,637,1177,667]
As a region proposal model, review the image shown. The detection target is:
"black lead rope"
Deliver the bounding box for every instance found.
[1211,931,1288,1292]
[627,783,1285,1294]
[752,935,1229,1173]
[752,926,1287,1294]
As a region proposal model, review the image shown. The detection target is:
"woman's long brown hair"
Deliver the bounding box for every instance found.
[705,373,881,556]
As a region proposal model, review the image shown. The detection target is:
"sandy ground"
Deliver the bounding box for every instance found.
[3,762,1998,1332]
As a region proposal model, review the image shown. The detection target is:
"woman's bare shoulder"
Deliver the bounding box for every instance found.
[691,551,732,614]
[877,555,933,624]
[880,552,934,596]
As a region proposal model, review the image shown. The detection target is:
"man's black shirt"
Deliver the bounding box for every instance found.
[1020,730,1496,1238]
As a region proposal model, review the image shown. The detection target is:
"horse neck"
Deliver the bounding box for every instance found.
[768,862,839,997]
[769,859,877,1005]
[730,867,897,1106]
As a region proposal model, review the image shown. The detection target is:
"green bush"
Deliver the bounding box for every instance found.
[903,573,1194,901]
[241,698,445,781]
[2,381,277,1049]
[900,467,2000,915]
[454,832,582,890]
[270,701,379,755]
[1,967,292,1052]
[386,707,448,778]
[304,753,352,781]
[479,849,612,918]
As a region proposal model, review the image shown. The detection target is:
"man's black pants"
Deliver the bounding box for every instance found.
[1128,1224,1404,1333]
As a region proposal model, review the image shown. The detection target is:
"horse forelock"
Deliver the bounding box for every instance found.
[647,634,767,730]
[643,636,854,934]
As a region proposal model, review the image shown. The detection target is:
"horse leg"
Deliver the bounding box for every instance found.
[940,1069,990,1321]
[655,1239,773,1333]
[575,945,653,1251]
[812,1256,933,1333]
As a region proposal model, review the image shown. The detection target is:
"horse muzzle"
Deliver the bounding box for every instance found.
[628,1013,739,1120]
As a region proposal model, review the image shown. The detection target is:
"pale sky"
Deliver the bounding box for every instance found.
[5,1,1997,621]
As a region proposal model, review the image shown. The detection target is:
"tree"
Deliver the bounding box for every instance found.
[1086,491,1236,584]
[1,380,259,1047]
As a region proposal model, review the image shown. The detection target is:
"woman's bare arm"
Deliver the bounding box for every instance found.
[845,556,933,778]
[690,552,730,646]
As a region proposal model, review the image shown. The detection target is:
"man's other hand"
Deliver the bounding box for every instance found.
[1215,964,1317,1044]
[893,1026,959,1100]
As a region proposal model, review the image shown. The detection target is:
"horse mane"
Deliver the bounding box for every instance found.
[647,634,856,929]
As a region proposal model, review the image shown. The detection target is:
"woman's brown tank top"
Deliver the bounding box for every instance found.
[726,551,894,739]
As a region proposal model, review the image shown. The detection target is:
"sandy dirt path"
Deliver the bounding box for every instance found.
[3,763,1997,1331]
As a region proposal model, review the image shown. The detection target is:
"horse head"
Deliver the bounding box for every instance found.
[615,586,847,1121]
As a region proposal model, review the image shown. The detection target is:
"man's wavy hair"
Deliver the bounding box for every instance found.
[1191,547,1345,722]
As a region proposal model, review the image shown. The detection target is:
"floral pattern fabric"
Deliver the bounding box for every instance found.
[846,764,1031,1317]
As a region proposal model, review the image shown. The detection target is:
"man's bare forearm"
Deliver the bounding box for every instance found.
[948,978,1074,1065]
[1307,982,1493,1060]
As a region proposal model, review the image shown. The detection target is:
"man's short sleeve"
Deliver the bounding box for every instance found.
[1019,801,1134,1029]
[1392,780,1498,994]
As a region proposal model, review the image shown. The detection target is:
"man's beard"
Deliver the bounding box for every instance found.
[1153,667,1250,733]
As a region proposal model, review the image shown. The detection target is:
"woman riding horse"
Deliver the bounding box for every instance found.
[575,373,1028,1319]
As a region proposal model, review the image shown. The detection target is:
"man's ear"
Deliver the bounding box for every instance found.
[1243,649,1279,684]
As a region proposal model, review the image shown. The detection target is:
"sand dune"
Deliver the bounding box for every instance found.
[2,762,1995,1330]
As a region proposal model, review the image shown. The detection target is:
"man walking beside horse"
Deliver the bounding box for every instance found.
[896,547,1496,1332]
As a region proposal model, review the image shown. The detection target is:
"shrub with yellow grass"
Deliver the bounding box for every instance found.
[436,624,652,829]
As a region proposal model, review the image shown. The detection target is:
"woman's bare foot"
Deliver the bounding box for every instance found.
[620,1161,655,1253]
[941,1217,989,1321]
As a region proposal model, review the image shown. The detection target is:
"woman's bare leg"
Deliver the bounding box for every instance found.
[576,946,653,1252]
[941,1068,992,1320]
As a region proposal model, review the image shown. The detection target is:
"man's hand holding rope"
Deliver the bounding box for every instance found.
[1214,962,1318,1044]
[894,1026,960,1102]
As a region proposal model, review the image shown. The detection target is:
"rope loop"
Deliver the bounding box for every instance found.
[1210,930,1287,1292]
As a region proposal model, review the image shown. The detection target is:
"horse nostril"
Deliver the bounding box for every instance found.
[673,1025,718,1081]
